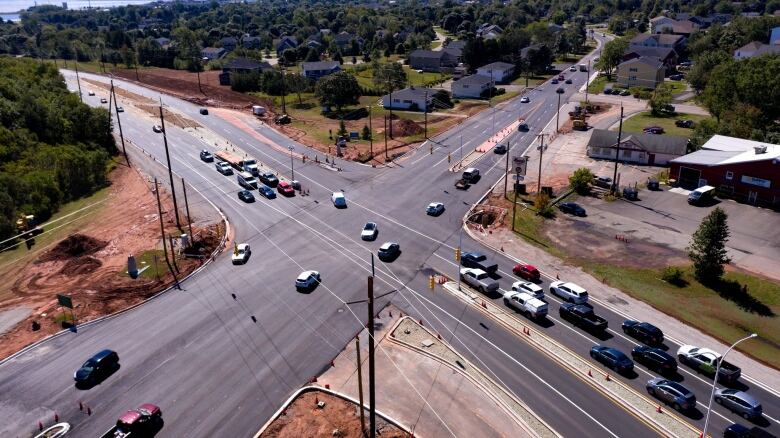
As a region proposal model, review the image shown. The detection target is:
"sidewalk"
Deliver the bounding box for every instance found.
[474,226,780,392]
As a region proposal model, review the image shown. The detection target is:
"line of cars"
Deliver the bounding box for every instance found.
[200,149,293,202]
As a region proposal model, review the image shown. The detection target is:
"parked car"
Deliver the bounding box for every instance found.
[512,281,544,300]
[631,346,677,374]
[643,126,664,134]
[331,191,347,208]
[670,74,684,80]
[520,96,530,103]
[378,242,400,261]
[560,303,608,332]
[361,222,378,241]
[593,176,613,189]
[558,202,586,216]
[237,190,255,203]
[620,89,631,96]
[513,263,540,282]
[623,186,638,200]
[590,346,634,373]
[277,181,295,196]
[565,78,573,84]
[275,114,291,125]
[295,270,321,291]
[231,243,251,264]
[200,150,214,162]
[550,281,588,303]
[493,144,507,154]
[460,252,498,274]
[152,125,163,133]
[504,291,548,319]
[603,88,613,95]
[460,268,499,294]
[677,344,742,384]
[646,378,696,412]
[259,172,279,187]
[426,202,445,216]
[215,161,233,175]
[715,389,762,420]
[74,349,120,387]
[258,185,276,199]
[199,108,209,115]
[675,119,695,128]
[622,320,664,345]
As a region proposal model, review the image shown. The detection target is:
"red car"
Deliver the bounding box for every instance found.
[109,403,163,436]
[513,264,540,282]
[557,74,565,81]
[277,181,295,196]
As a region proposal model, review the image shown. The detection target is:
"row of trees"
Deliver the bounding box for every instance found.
[0,58,115,241]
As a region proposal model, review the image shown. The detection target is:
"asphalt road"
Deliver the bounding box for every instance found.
[0,35,777,438]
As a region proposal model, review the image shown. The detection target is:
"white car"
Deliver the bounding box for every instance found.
[88,91,95,96]
[426,202,445,216]
[332,191,346,208]
[231,243,251,265]
[295,270,321,290]
[549,281,589,304]
[569,66,577,72]
[511,281,544,300]
[215,161,233,175]
[116,106,124,113]
[100,98,108,104]
[152,125,163,133]
[361,222,378,241]
[520,96,530,103]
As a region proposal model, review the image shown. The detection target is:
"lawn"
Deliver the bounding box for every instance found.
[126,249,170,280]
[586,75,611,94]
[664,79,688,96]
[619,111,710,137]
[511,73,554,87]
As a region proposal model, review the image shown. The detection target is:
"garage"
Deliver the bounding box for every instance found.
[677,166,701,189]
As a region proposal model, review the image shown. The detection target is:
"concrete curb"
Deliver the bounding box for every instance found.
[441,281,701,438]
[0,140,230,367]
[252,385,412,438]
[387,316,559,438]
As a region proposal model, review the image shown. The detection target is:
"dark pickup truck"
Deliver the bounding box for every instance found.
[460,252,498,274]
[559,303,608,333]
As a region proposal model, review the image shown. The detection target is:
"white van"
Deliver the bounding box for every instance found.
[237,171,257,189]
[688,185,715,205]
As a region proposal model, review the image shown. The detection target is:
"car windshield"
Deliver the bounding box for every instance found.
[81,359,96,371]
[364,223,375,231]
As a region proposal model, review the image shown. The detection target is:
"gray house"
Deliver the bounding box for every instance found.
[219,58,274,85]
[409,49,458,72]
[586,128,688,166]
[275,36,298,55]
[382,87,435,111]
[476,61,515,83]
[301,61,341,79]
[451,75,493,98]
[220,37,238,51]
[241,35,263,50]
[201,47,227,61]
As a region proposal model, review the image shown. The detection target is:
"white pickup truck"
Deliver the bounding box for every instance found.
[504,291,548,319]
[460,268,499,294]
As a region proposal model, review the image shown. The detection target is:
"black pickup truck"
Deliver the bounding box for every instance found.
[559,303,608,333]
[460,252,498,274]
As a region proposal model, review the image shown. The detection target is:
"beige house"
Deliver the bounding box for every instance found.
[615,57,664,89]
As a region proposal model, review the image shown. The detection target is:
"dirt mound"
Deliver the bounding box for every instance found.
[60,256,103,275]
[38,234,108,263]
[391,118,423,136]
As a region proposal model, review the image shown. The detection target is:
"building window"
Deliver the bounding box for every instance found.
[629,67,638,72]
[403,99,412,104]
[629,76,637,81]
[725,171,734,180]
[622,150,633,158]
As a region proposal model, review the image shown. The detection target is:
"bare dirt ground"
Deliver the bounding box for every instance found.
[0,163,222,360]
[260,390,409,438]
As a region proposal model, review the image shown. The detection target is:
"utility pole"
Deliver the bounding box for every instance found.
[288,146,295,181]
[355,336,366,436]
[280,67,287,114]
[504,139,511,199]
[585,60,591,103]
[612,105,624,195]
[387,79,393,139]
[107,81,113,130]
[367,275,376,438]
[110,81,130,167]
[74,63,83,103]
[511,187,518,232]
[181,177,194,246]
[158,101,182,230]
[383,115,388,160]
[536,134,546,194]
[555,87,564,133]
[424,90,428,139]
[154,178,180,289]
[134,51,140,81]
[368,105,373,159]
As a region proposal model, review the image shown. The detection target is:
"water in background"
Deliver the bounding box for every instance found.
[1,1,170,15]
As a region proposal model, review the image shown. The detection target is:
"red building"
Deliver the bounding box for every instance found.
[670,135,780,207]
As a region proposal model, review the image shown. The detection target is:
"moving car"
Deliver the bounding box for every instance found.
[74,349,119,387]
[237,190,255,203]
[361,222,378,241]
[670,74,684,80]
[199,108,209,115]
[715,389,762,420]
[520,96,530,103]
[549,281,588,303]
[569,66,577,72]
[426,202,445,216]
[460,268,499,294]
[332,191,347,208]
[101,403,163,438]
[560,303,608,332]
[295,271,321,291]
[646,378,696,411]
[513,263,540,282]
[590,346,634,373]
[631,346,677,374]
[277,181,295,196]
[460,252,498,274]
[511,280,544,300]
[100,98,108,103]
[558,202,586,216]
[116,106,124,113]
[88,91,95,96]
[378,242,400,261]
[565,78,573,84]
[504,291,548,319]
[622,320,664,345]
[677,344,742,383]
[200,150,214,162]
[723,423,776,438]
[152,125,163,133]
[231,243,251,265]
[551,78,559,84]
[216,161,233,175]
[462,168,480,183]
[258,185,277,199]
[259,172,279,187]
[493,144,507,154]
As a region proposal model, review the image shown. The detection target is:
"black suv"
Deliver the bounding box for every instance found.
[258,172,279,187]
[200,150,214,162]
[74,349,119,387]
[238,190,255,203]
[622,320,664,345]
[631,346,677,374]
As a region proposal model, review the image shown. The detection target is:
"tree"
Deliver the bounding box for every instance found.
[361,124,371,140]
[527,45,554,74]
[315,71,361,112]
[568,168,593,195]
[597,37,629,79]
[688,207,731,284]
[373,62,407,92]
[687,50,730,92]
[649,83,674,116]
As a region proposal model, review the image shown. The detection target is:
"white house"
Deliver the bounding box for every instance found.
[770,26,780,45]
[733,41,780,60]
[451,75,493,98]
[586,129,688,166]
[475,61,515,83]
[382,87,434,111]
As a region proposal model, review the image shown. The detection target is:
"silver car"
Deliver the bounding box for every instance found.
[646,378,696,411]
[715,389,762,420]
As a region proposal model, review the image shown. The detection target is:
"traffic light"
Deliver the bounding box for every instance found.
[455,247,461,262]
[429,275,435,290]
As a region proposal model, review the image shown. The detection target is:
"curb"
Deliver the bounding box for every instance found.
[252,386,412,438]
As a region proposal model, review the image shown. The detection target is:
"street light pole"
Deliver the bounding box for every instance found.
[555,89,563,133]
[289,146,295,181]
[702,333,758,437]
[367,105,373,158]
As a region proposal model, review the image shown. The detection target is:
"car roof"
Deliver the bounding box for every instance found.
[297,271,316,280]
[662,380,691,394]
[333,191,344,196]
[464,167,477,172]
[466,268,486,275]
[237,243,249,249]
[516,281,542,291]
[562,282,586,293]
[720,389,759,405]
[91,349,115,361]
[379,242,397,249]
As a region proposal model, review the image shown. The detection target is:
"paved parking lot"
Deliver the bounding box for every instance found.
[579,187,780,281]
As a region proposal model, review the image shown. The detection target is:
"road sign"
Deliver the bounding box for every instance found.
[513,156,528,177]
[57,294,73,309]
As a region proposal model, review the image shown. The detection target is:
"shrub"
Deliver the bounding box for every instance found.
[661,266,685,286]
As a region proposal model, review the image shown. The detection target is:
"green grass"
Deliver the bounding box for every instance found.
[664,79,688,96]
[127,249,170,279]
[432,25,455,39]
[491,90,521,105]
[431,40,443,50]
[619,111,710,137]
[511,73,554,87]
[586,75,611,94]
[404,66,450,86]
[582,264,780,368]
